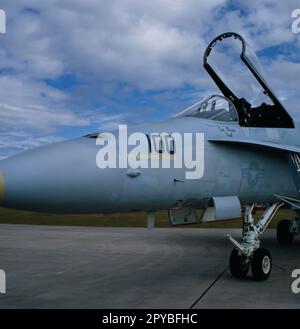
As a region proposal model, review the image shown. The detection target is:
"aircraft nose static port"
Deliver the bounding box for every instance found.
[0,171,5,205]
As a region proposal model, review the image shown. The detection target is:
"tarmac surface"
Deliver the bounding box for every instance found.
[0,224,299,309]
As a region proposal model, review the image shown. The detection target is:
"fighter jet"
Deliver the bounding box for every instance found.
[0,32,299,281]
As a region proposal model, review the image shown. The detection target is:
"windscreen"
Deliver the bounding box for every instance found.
[177,95,238,122]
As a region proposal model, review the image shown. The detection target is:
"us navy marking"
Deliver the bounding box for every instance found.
[241,161,264,187]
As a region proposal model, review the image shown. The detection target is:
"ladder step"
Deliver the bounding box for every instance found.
[291,153,300,172]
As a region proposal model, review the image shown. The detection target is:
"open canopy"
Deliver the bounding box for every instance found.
[202,32,294,128]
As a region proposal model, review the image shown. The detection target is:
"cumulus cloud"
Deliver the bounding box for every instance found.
[0,74,88,130]
[1,0,226,88]
[1,0,298,88]
[0,129,63,159]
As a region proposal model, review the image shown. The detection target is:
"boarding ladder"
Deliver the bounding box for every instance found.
[291,153,300,172]
[289,153,300,193]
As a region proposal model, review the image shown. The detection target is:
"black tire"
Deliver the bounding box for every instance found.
[277,220,294,245]
[229,248,249,279]
[251,248,272,281]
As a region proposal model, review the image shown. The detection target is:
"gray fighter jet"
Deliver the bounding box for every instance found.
[0,32,299,281]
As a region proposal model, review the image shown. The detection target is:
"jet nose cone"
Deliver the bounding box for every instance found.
[0,171,5,205]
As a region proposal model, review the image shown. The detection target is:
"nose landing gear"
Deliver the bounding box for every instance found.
[228,203,283,281]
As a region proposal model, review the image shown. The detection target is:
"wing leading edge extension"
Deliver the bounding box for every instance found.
[208,137,300,154]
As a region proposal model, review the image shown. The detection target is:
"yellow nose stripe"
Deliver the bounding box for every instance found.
[0,172,5,204]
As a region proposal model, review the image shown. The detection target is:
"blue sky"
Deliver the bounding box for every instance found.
[0,0,300,159]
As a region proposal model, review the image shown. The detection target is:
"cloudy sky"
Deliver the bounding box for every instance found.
[0,0,299,158]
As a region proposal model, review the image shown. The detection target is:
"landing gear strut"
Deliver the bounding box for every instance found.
[228,203,283,281]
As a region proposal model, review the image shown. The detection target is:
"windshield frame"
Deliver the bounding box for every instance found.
[176,94,239,122]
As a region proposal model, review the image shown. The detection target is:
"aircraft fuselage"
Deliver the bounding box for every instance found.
[0,116,297,213]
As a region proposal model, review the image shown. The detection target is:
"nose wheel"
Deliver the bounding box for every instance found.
[229,247,272,281]
[229,249,249,279]
[228,203,282,281]
[251,248,272,281]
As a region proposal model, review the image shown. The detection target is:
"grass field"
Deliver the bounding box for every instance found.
[0,207,294,229]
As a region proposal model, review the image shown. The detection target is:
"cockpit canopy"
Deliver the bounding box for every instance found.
[176,95,238,122]
[182,32,294,128]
